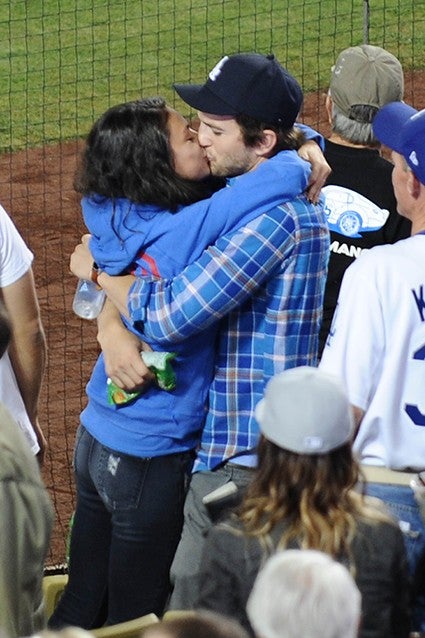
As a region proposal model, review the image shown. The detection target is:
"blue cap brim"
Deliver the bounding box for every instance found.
[173,83,238,115]
[372,101,418,153]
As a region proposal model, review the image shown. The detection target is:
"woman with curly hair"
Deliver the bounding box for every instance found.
[49,97,316,630]
[197,366,411,638]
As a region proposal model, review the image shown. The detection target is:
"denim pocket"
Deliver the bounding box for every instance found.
[90,441,151,511]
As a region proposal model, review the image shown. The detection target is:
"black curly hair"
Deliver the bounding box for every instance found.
[74,97,223,211]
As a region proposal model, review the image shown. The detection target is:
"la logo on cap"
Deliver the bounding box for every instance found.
[409,150,419,166]
[209,56,229,81]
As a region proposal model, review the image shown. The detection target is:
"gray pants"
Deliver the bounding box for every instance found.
[168,463,255,610]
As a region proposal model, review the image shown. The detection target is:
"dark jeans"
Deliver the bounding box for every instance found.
[49,425,193,628]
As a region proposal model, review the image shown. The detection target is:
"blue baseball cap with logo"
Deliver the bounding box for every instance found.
[173,53,303,128]
[373,101,425,184]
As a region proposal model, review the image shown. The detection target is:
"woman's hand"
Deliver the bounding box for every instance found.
[298,140,331,203]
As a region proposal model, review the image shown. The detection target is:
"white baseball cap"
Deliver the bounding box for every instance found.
[255,366,354,454]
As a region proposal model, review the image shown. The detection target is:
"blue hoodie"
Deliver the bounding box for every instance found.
[80,150,311,457]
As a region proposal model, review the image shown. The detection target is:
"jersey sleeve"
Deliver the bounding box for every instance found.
[319,252,385,410]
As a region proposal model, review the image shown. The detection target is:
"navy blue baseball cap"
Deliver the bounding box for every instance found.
[373,101,425,184]
[173,53,303,128]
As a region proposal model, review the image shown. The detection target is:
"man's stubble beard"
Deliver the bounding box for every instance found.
[208,148,256,178]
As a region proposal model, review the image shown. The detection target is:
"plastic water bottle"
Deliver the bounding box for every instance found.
[72,278,106,320]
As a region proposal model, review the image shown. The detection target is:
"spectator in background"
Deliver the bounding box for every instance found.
[319,44,411,354]
[0,299,53,638]
[246,549,361,638]
[196,367,410,638]
[320,101,425,632]
[0,204,47,462]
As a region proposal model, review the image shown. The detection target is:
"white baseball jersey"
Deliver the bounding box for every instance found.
[320,232,425,470]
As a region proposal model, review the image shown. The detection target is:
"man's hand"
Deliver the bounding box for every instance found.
[70,235,95,280]
[298,140,331,203]
[97,300,155,392]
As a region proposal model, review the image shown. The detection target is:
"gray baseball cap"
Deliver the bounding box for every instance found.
[330,44,404,119]
[255,366,354,454]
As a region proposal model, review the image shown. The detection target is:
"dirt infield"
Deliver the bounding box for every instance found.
[1,75,424,567]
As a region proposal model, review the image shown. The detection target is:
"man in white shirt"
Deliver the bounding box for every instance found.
[320,100,425,632]
[0,204,47,461]
[0,300,53,638]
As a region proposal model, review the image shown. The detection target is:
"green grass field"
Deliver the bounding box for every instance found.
[0,0,424,152]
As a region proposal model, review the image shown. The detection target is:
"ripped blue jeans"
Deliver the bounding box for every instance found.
[49,425,193,629]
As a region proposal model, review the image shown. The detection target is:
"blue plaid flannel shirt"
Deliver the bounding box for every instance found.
[129,194,329,470]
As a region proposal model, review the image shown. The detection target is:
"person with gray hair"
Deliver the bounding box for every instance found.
[319,44,411,354]
[246,549,361,638]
